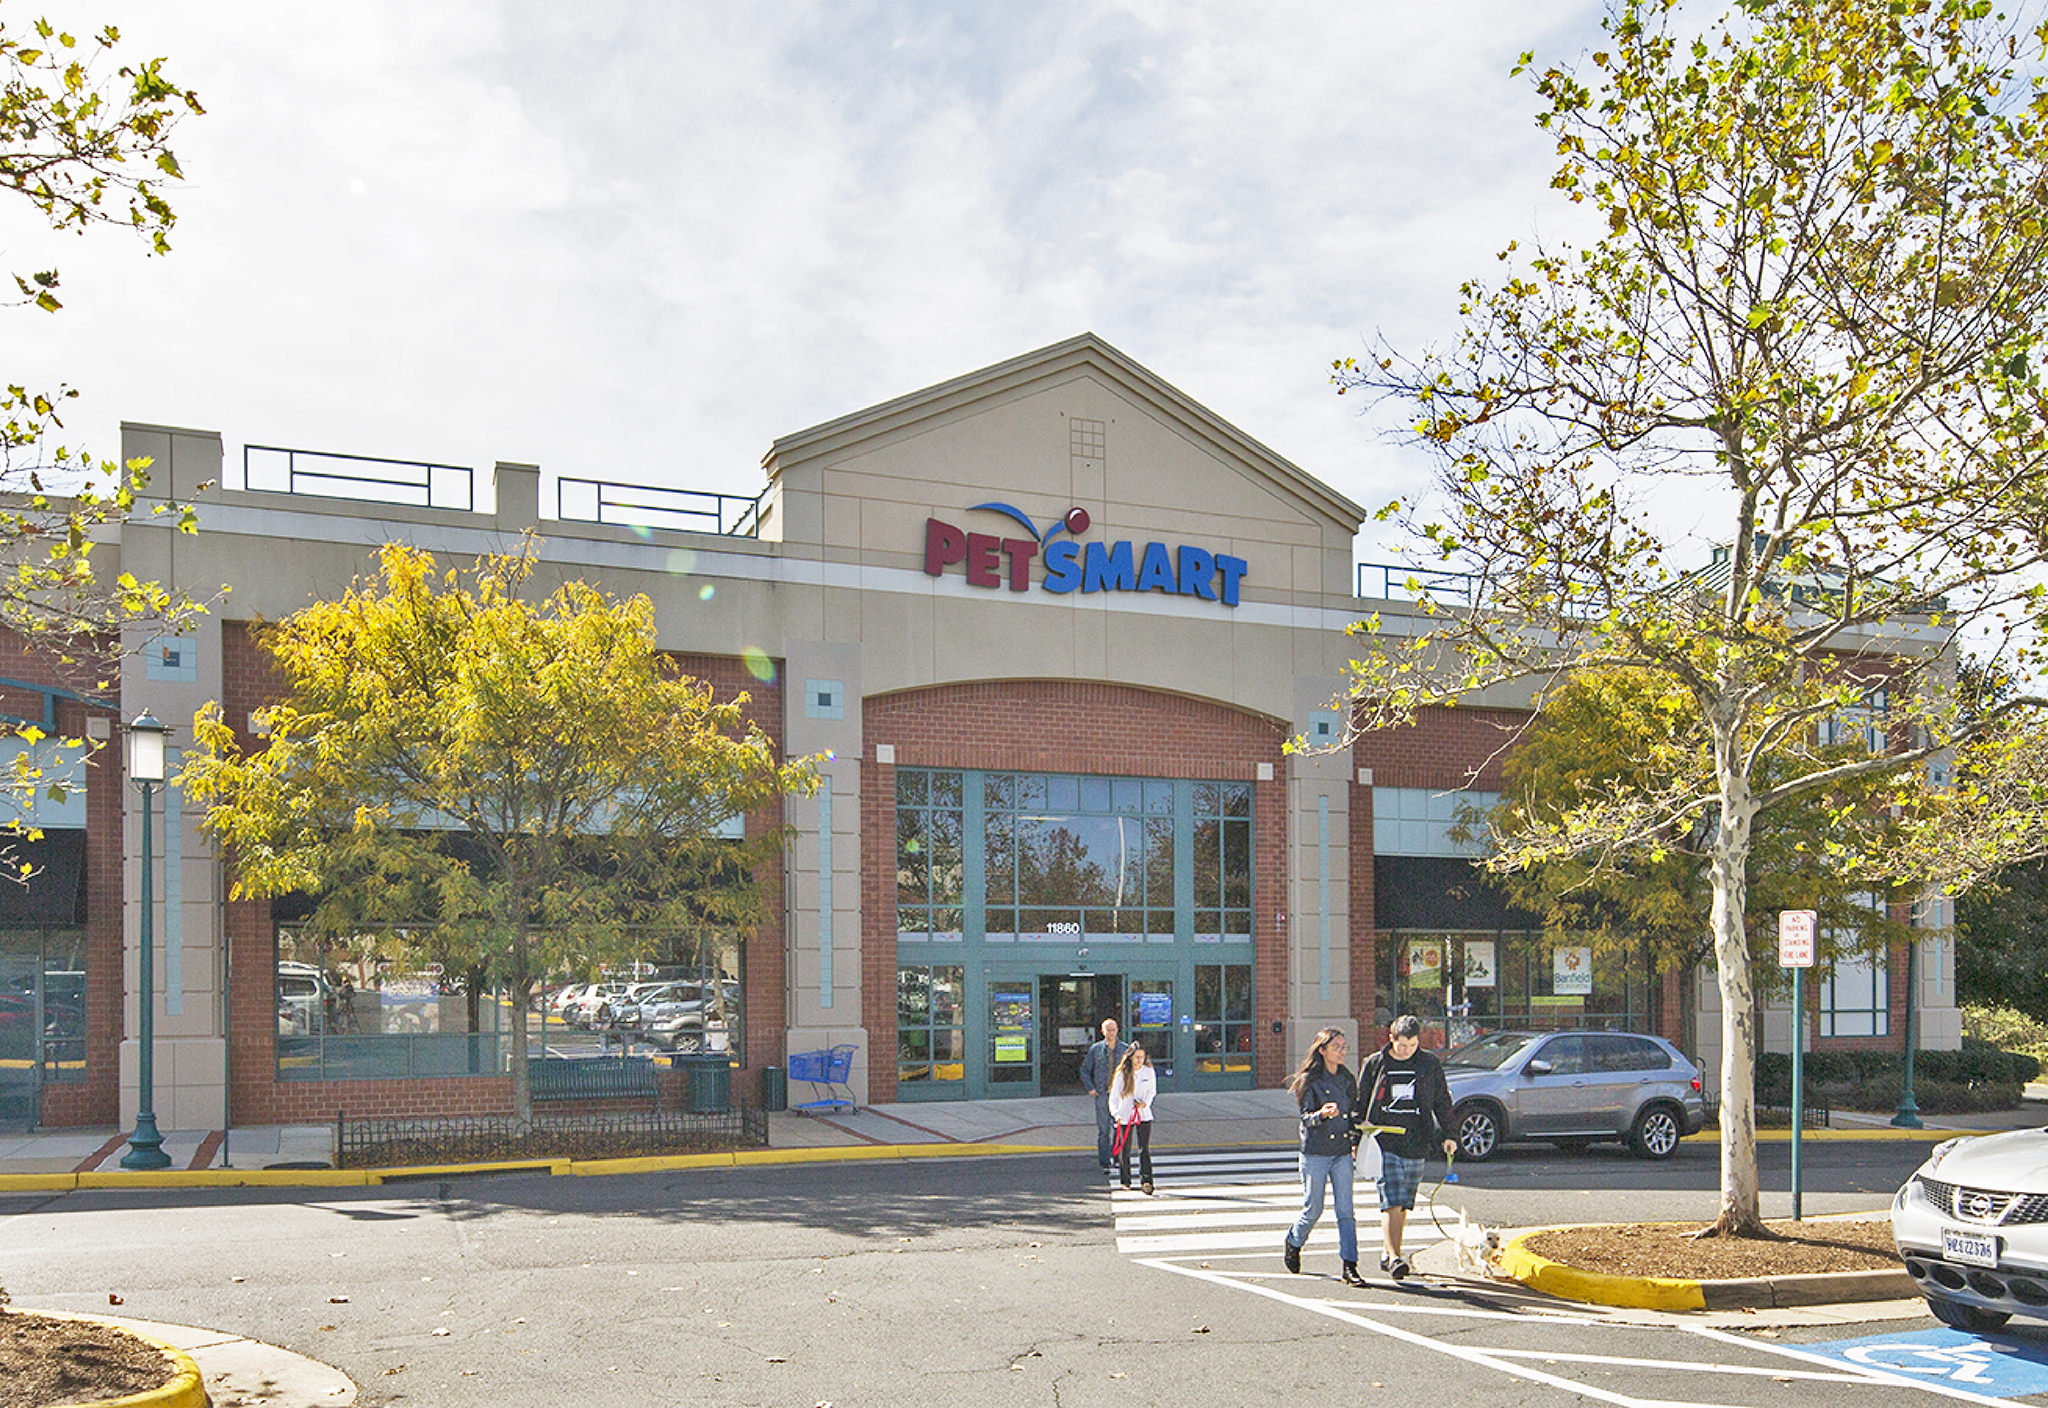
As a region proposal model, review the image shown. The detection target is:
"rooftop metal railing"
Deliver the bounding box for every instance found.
[239,445,474,511]
[555,477,766,536]
[1356,561,1481,607]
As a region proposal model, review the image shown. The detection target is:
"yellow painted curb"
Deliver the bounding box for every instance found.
[569,1152,737,1176]
[0,1173,80,1192]
[368,1158,568,1183]
[33,1314,207,1408]
[1498,1226,1706,1311]
[76,1168,370,1189]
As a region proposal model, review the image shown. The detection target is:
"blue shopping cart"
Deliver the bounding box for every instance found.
[788,1043,858,1114]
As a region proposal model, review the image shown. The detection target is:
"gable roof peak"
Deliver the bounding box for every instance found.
[763,332,1365,533]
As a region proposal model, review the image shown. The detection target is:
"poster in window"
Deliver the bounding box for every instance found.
[1136,990,1172,1026]
[1462,941,1496,989]
[1407,940,1443,990]
[1553,946,1593,996]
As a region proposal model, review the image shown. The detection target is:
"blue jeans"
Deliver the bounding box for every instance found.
[1286,1150,1357,1264]
[1095,1095,1115,1167]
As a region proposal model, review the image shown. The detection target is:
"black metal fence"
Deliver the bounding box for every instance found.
[336,1102,768,1169]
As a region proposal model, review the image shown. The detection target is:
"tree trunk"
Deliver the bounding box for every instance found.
[511,923,533,1131]
[1710,726,1766,1237]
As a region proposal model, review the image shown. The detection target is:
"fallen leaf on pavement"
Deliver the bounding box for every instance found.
[108,1294,123,1306]
[1192,1325,1209,1334]
[329,1296,348,1304]
[431,1328,451,1337]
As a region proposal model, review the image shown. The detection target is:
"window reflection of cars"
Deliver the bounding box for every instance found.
[642,980,739,1051]
[276,966,330,1037]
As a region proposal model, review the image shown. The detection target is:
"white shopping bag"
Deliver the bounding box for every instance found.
[1355,1132,1383,1182]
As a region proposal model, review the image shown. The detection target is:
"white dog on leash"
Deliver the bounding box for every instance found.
[1449,1207,1502,1274]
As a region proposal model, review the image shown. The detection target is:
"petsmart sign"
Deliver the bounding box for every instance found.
[924,502,1249,607]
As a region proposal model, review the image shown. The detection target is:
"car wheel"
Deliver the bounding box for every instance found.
[1927,1296,2011,1332]
[1630,1103,1682,1160]
[1455,1102,1502,1162]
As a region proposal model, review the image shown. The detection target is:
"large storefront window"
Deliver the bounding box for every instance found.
[0,927,87,1126]
[1380,931,1651,1049]
[982,773,1176,941]
[1192,963,1252,1074]
[897,964,965,1088]
[277,926,744,1080]
[895,767,1257,1099]
[897,771,964,940]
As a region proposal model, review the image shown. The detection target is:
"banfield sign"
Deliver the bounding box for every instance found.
[923,502,1248,607]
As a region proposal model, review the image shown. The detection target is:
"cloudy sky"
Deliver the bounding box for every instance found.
[8,0,1611,561]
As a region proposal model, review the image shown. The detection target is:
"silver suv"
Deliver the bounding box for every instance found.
[1443,1029,1706,1162]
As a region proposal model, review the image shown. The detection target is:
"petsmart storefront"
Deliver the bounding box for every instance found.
[25,331,1760,1134]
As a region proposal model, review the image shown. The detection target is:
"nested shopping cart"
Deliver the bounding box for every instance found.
[788,1043,858,1114]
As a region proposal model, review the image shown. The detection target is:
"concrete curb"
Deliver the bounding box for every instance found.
[1498,1223,1914,1312]
[0,1140,1081,1192]
[30,1312,206,1408]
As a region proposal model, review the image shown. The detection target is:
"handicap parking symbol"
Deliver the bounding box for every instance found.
[1807,1327,2048,1397]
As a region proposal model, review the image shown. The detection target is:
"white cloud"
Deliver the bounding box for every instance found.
[7,0,1612,555]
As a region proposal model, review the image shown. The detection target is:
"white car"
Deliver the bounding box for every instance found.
[1893,1130,2048,1331]
[569,982,631,1028]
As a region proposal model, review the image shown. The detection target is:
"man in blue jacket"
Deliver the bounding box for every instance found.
[1079,1017,1131,1171]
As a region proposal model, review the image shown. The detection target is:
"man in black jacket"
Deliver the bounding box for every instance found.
[1356,1014,1456,1279]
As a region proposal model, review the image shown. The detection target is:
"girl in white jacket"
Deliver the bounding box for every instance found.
[1108,1044,1157,1193]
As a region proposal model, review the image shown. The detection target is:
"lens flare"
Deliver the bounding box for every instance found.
[698,583,716,601]
[742,647,776,683]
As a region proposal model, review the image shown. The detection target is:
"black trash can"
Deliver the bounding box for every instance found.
[689,1055,733,1113]
[761,1064,787,1113]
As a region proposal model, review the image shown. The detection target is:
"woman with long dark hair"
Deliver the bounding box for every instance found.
[1281,1027,1365,1286]
[1108,1043,1157,1194]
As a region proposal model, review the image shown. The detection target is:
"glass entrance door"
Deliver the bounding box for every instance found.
[1039,974,1124,1094]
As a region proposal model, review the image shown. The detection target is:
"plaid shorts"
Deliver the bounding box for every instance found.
[1375,1151,1425,1211]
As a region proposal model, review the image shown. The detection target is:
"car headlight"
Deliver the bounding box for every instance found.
[1916,1136,1967,1179]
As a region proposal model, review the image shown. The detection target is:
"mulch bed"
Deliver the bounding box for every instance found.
[1522,1217,1900,1280]
[0,1312,174,1408]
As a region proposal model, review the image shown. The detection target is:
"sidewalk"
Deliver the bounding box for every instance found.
[2,1083,2023,1184]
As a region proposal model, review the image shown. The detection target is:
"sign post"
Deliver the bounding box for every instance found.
[1779,910,1818,1220]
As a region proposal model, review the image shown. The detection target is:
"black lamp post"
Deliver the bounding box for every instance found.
[120,711,172,1171]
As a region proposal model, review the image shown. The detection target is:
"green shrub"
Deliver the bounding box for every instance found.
[1755,1044,2033,1113]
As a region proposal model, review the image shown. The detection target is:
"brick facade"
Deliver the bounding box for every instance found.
[859,680,1290,1101]
[207,623,788,1123]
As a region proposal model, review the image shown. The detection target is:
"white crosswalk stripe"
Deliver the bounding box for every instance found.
[1108,1146,1445,1261]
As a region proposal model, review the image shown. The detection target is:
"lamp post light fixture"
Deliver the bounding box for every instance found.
[120,710,172,1171]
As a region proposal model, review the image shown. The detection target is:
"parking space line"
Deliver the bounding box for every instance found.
[1475,1348,1871,1383]
[1682,1324,2024,1408]
[1138,1258,1735,1408]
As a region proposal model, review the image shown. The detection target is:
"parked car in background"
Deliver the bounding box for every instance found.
[1893,1130,2048,1332]
[568,982,631,1028]
[601,982,677,1030]
[641,980,739,1051]
[1441,1029,1705,1162]
[276,963,334,1037]
[546,983,592,1019]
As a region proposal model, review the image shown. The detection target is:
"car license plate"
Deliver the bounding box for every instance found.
[1943,1226,2000,1268]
